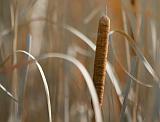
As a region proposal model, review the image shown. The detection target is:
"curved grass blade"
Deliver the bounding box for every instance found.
[64,25,96,51]
[37,53,102,122]
[1,50,102,122]
[110,52,152,88]
[16,50,52,122]
[109,30,160,86]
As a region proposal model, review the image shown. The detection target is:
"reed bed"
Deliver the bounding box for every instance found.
[0,0,160,122]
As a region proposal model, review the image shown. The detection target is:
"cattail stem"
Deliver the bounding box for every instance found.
[93,15,110,107]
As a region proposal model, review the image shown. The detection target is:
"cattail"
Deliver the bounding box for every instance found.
[93,15,110,107]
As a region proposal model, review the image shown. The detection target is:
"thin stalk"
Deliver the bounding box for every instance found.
[9,4,19,122]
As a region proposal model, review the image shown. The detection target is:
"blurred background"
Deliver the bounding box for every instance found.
[0,0,160,121]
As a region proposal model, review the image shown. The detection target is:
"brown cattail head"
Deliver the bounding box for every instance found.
[93,15,110,107]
